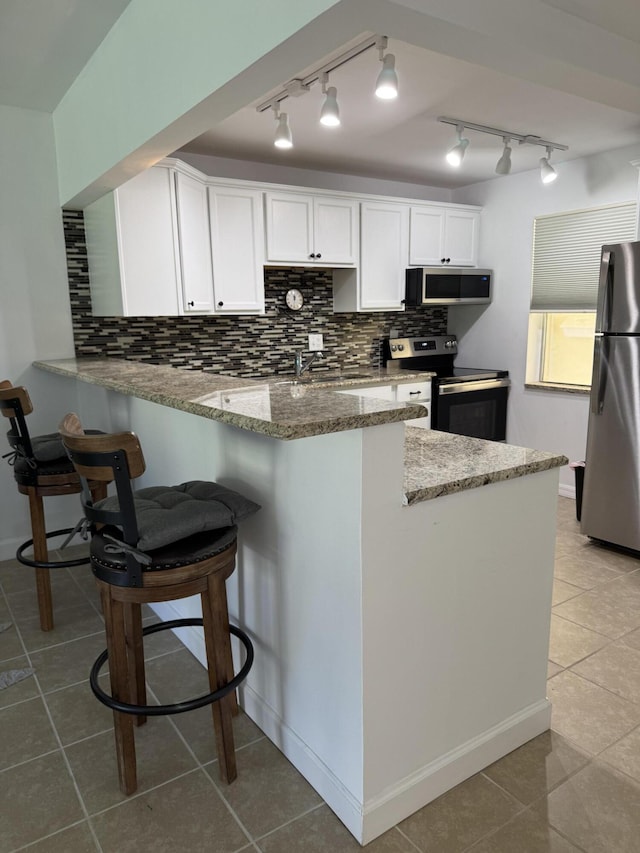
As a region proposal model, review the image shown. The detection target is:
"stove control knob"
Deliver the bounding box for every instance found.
[398,344,405,351]
[390,345,397,352]
[445,340,456,348]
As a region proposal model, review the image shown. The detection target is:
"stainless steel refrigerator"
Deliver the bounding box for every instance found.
[582,239,640,551]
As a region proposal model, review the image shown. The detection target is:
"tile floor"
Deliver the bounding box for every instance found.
[2,498,640,852]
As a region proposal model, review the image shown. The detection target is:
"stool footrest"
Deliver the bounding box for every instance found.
[16,528,90,569]
[90,619,254,716]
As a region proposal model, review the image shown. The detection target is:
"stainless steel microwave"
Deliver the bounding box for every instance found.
[404,268,492,306]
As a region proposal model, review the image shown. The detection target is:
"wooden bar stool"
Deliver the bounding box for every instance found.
[59,413,259,794]
[0,381,107,631]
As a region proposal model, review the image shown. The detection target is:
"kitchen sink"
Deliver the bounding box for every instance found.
[271,372,373,386]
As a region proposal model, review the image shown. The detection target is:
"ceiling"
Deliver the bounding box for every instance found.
[1,0,639,189]
[0,1,132,113]
[180,33,640,189]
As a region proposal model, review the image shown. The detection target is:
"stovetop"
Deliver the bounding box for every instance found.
[385,335,508,384]
[440,366,510,383]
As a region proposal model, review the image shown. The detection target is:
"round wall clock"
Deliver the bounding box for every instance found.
[285,288,304,311]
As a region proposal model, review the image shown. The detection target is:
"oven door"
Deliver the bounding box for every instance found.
[435,378,510,441]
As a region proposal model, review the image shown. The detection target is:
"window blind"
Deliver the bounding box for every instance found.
[530,202,637,311]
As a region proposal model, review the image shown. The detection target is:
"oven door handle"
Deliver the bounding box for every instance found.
[438,378,511,395]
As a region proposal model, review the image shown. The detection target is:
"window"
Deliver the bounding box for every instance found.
[527,202,637,387]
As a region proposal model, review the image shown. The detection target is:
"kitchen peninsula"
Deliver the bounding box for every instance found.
[36,357,565,845]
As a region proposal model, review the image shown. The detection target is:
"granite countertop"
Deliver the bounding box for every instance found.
[35,358,566,502]
[403,426,568,504]
[34,358,429,441]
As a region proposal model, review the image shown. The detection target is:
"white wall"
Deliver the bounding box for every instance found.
[0,105,81,558]
[176,151,453,203]
[450,143,640,493]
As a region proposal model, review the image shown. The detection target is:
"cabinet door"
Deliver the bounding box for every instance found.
[359,202,408,310]
[409,206,445,266]
[337,385,395,400]
[174,171,215,312]
[313,197,358,264]
[444,210,479,266]
[86,166,181,316]
[265,193,314,262]
[208,186,265,313]
[395,382,431,428]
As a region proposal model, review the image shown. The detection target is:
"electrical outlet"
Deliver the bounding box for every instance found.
[308,333,324,351]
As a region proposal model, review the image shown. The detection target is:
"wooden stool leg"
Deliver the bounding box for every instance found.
[101,585,138,795]
[90,482,108,503]
[201,573,237,783]
[218,586,239,717]
[124,602,147,727]
[27,489,54,632]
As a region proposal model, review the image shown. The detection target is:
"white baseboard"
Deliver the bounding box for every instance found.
[241,684,366,839]
[242,685,551,845]
[559,484,576,499]
[360,699,551,844]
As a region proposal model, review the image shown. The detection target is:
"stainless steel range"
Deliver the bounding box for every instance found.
[384,335,510,441]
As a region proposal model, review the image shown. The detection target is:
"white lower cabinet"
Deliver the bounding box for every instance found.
[338,381,431,427]
[208,186,265,313]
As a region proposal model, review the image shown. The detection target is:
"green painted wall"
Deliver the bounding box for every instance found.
[53,0,342,206]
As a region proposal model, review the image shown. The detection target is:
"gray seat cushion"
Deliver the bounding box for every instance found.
[31,433,67,462]
[6,430,66,462]
[95,480,260,551]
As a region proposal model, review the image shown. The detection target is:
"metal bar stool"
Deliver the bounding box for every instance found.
[0,381,108,631]
[59,413,259,794]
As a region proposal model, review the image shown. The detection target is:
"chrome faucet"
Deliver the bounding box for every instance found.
[294,350,323,377]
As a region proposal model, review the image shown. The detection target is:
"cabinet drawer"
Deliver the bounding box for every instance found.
[395,382,431,403]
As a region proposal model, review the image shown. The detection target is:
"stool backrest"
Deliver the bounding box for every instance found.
[0,380,35,459]
[60,413,148,586]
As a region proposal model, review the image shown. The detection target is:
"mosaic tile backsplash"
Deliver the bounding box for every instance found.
[63,210,447,377]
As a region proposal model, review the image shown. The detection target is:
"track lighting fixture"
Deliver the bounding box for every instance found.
[273,106,293,149]
[539,147,557,183]
[446,125,469,167]
[495,138,512,175]
[438,117,568,184]
[256,34,398,146]
[319,73,340,127]
[375,36,398,100]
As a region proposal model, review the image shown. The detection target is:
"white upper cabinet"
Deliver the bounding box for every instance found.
[174,171,215,313]
[312,197,358,264]
[409,205,479,267]
[85,165,182,316]
[265,192,358,265]
[208,185,265,313]
[359,201,409,311]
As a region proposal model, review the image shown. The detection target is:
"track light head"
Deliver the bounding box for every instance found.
[375,40,398,100]
[273,108,293,149]
[320,74,340,127]
[495,138,512,175]
[540,147,557,183]
[446,126,469,167]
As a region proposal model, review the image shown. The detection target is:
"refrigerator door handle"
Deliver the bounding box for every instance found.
[595,250,612,333]
[591,335,607,415]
